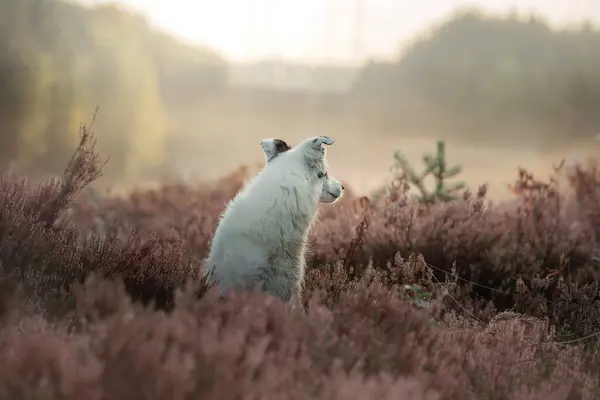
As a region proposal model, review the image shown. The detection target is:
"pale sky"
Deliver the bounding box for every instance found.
[81,0,600,65]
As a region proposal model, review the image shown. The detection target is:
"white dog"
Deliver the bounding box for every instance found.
[205,136,344,302]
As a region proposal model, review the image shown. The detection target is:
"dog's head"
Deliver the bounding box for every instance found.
[259,136,343,203]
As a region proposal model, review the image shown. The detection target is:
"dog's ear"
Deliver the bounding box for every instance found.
[260,138,292,162]
[310,136,334,148]
[298,136,335,163]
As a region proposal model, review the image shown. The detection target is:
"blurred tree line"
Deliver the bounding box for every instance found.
[354,10,600,139]
[0,0,228,180]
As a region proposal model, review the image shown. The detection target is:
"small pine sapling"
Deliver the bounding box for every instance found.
[393,140,465,204]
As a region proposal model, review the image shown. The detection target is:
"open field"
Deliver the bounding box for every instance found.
[2,4,600,398]
[0,126,598,399]
[164,89,597,201]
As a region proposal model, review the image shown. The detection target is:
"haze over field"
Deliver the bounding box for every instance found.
[80,0,600,64]
[2,0,600,199]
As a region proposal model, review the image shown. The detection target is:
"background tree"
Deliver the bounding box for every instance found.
[0,0,228,181]
[354,10,600,142]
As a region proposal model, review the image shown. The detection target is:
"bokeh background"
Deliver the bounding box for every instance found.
[2,0,600,199]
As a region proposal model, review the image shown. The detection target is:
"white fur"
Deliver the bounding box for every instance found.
[205,136,344,302]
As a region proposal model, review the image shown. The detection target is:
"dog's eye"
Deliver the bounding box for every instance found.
[317,171,327,179]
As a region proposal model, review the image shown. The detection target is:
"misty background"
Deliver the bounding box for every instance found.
[1,0,600,199]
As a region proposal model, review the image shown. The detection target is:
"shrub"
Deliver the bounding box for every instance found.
[0,127,598,398]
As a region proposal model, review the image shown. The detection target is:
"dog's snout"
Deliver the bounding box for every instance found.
[341,184,345,190]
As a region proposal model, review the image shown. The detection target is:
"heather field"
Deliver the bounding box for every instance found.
[0,127,599,400]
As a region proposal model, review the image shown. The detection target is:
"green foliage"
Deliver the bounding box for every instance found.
[354,9,600,132]
[393,140,465,204]
[404,284,441,327]
[0,0,228,180]
[404,283,432,309]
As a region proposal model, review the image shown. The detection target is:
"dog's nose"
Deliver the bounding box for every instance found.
[341,184,345,190]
